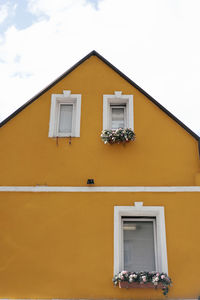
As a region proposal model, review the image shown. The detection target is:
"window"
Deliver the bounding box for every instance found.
[114,206,168,274]
[110,105,127,129]
[58,104,73,135]
[103,91,133,130]
[122,217,158,272]
[48,90,81,137]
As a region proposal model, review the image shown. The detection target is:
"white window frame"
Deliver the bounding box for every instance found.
[48,90,81,137]
[114,206,168,274]
[103,91,133,130]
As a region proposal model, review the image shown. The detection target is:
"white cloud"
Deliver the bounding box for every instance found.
[27,0,79,16]
[0,3,9,24]
[0,1,17,26]
[0,0,200,134]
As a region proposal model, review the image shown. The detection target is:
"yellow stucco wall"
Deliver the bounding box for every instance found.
[0,56,199,186]
[0,55,200,299]
[0,192,200,299]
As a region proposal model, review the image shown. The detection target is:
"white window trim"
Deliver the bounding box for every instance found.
[48,90,81,137]
[114,206,168,275]
[103,91,133,130]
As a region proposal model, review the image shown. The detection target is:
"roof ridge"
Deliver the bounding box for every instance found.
[1,50,199,144]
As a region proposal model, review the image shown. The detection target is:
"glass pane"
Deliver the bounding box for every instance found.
[123,220,156,272]
[111,107,125,129]
[58,104,73,133]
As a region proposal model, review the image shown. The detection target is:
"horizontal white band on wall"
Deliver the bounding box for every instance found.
[0,186,200,192]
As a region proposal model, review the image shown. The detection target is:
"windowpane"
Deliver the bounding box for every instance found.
[123,220,156,271]
[59,104,73,133]
[111,107,125,129]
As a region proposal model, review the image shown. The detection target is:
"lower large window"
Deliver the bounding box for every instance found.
[122,217,156,272]
[114,206,168,274]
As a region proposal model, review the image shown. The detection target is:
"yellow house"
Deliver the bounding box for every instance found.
[0,50,200,299]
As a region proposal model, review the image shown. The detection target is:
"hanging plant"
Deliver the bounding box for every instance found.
[100,128,135,144]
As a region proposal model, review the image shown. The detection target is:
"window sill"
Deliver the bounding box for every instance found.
[119,281,164,289]
[51,135,76,138]
[48,134,80,138]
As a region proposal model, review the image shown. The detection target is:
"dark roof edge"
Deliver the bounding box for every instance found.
[0,50,96,128]
[93,51,200,141]
[198,140,200,158]
[0,50,199,143]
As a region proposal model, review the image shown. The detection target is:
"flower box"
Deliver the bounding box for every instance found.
[100,128,135,144]
[119,281,164,289]
[113,271,172,296]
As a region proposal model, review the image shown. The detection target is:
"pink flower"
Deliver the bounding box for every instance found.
[161,275,165,279]
[142,276,146,282]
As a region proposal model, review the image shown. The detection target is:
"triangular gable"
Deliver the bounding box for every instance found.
[1,50,199,147]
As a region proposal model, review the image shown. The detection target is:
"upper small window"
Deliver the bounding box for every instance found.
[58,104,73,135]
[48,90,81,137]
[110,104,127,129]
[103,91,133,130]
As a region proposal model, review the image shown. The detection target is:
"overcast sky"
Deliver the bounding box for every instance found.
[0,0,200,135]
